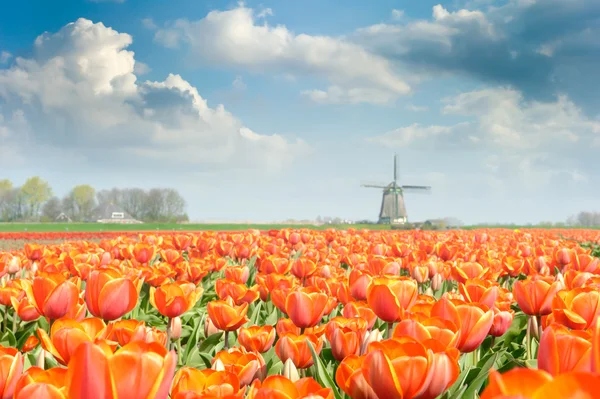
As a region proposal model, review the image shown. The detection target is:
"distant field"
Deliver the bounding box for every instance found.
[0,222,393,232]
[1,222,599,233]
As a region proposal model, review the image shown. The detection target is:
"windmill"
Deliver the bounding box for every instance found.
[361,153,431,225]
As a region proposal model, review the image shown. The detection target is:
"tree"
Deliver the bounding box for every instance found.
[20,176,53,220]
[120,188,147,220]
[42,197,62,221]
[163,188,186,222]
[70,184,96,221]
[0,179,13,221]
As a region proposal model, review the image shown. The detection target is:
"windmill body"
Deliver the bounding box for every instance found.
[361,154,431,225]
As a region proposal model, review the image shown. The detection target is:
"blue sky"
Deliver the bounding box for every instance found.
[1,0,600,224]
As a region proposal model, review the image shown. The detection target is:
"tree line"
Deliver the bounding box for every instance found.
[0,177,188,223]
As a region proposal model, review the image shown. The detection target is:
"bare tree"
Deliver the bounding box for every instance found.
[42,197,62,221]
[120,188,147,220]
[163,188,186,221]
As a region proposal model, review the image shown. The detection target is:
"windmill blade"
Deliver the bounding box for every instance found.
[361,184,388,189]
[402,185,432,193]
[394,153,398,184]
[360,180,389,188]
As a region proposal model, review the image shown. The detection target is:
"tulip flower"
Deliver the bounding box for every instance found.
[85,268,140,321]
[275,333,323,369]
[66,341,176,399]
[0,345,23,399]
[513,276,561,317]
[366,276,418,334]
[170,368,243,398]
[537,323,592,376]
[212,347,266,386]
[238,326,276,353]
[150,281,203,318]
[284,288,329,329]
[37,318,111,366]
[24,272,80,321]
[13,367,68,399]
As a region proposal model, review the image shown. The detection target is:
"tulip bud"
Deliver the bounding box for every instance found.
[7,257,21,275]
[529,315,540,341]
[212,358,225,371]
[37,349,46,369]
[412,266,429,284]
[320,265,332,278]
[556,249,571,266]
[170,317,182,341]
[431,273,443,291]
[490,310,514,337]
[30,262,38,275]
[555,272,566,291]
[205,316,220,336]
[283,358,300,382]
[360,329,383,355]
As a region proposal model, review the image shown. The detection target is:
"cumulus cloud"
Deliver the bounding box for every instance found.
[0,18,308,173]
[0,51,11,64]
[154,5,410,105]
[370,87,599,189]
[352,1,600,112]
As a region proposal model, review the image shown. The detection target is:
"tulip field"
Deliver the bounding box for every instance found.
[3,228,600,398]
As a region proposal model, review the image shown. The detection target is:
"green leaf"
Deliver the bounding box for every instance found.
[306,339,343,399]
[461,351,502,398]
[0,330,16,347]
[15,321,38,350]
[198,332,224,354]
[182,316,202,365]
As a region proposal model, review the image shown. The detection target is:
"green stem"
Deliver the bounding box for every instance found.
[526,316,532,361]
[224,330,230,350]
[166,318,172,350]
[387,322,394,339]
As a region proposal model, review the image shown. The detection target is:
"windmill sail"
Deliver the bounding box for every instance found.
[361,153,432,225]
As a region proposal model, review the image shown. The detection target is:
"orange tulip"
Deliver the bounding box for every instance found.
[284,289,329,329]
[85,268,140,321]
[13,367,68,399]
[393,317,460,349]
[170,368,243,398]
[216,279,260,306]
[150,281,203,318]
[366,276,418,323]
[550,287,600,330]
[326,323,362,361]
[361,337,431,399]
[538,323,592,376]
[66,341,176,399]
[458,279,499,309]
[212,347,266,386]
[513,276,561,316]
[275,333,323,369]
[10,295,41,322]
[0,345,23,399]
[207,297,249,332]
[37,318,110,366]
[247,375,333,399]
[238,326,276,353]
[336,355,378,399]
[480,368,552,398]
[24,272,80,320]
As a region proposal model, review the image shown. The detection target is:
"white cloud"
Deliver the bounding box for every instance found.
[0,51,12,64]
[0,18,308,172]
[154,5,410,105]
[370,87,599,190]
[232,75,247,90]
[134,61,151,75]
[406,104,429,112]
[391,9,405,20]
[302,86,398,105]
[142,18,158,30]
[368,122,469,148]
